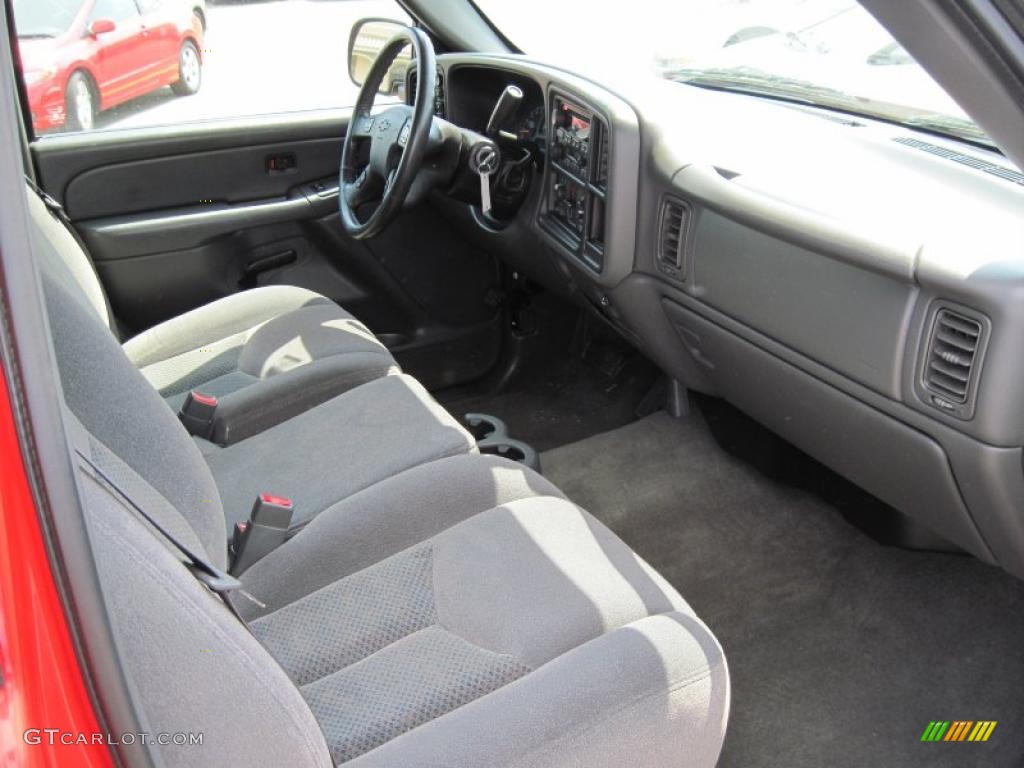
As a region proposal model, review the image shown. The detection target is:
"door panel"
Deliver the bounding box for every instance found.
[31,112,503,391]
[62,137,341,219]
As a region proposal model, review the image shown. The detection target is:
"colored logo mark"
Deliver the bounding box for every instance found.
[921,721,997,742]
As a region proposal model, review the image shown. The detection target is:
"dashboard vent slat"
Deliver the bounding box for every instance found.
[928,359,970,384]
[893,136,1024,187]
[923,309,983,405]
[934,327,977,352]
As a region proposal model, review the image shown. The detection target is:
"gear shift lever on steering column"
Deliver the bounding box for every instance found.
[486,85,524,141]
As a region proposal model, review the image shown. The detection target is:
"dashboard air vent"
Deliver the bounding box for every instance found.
[893,136,1024,187]
[923,309,982,404]
[657,198,690,276]
[407,68,445,118]
[434,70,446,118]
[595,131,609,188]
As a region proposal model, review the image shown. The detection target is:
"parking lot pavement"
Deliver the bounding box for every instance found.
[100,0,407,131]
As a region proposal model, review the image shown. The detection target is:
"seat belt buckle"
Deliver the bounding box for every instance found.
[179,390,218,439]
[229,493,294,576]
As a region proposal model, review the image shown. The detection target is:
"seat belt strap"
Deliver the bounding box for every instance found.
[75,448,261,626]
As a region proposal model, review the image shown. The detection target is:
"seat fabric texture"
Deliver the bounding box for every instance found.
[201,372,477,531]
[238,453,569,617]
[246,496,728,766]
[27,187,398,442]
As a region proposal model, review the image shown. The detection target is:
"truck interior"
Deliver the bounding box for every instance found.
[0,0,1023,766]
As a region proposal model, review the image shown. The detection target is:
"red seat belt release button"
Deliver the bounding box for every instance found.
[179,390,218,440]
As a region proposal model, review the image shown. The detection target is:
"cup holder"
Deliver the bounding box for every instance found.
[464,413,540,472]
[463,413,508,442]
[477,436,541,473]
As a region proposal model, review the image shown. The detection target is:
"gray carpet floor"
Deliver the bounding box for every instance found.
[543,411,1024,768]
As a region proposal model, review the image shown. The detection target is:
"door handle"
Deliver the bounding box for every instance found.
[240,250,298,288]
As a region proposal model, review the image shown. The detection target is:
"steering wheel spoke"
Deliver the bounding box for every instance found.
[338,27,436,239]
[345,167,383,211]
[383,167,399,197]
[350,114,376,139]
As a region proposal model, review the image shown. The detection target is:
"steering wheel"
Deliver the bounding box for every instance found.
[339,26,436,239]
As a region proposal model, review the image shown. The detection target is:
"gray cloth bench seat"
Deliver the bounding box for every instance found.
[76,412,730,768]
[35,186,731,768]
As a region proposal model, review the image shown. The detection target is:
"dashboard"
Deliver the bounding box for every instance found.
[424,53,1024,583]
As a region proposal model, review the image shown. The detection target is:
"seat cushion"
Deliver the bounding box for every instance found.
[239,453,569,617]
[248,496,729,766]
[204,373,477,530]
[125,286,398,443]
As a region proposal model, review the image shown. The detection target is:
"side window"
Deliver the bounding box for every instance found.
[89,0,140,23]
[12,0,411,136]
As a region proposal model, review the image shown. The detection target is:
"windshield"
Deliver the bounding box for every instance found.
[475,0,991,146]
[13,0,81,38]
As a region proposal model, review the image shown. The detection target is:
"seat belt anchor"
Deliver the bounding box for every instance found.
[230,493,294,576]
[188,564,243,594]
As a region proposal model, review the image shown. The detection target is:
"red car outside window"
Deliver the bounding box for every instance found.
[13,0,203,133]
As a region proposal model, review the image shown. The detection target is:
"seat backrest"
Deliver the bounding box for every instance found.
[26,186,114,332]
[45,273,229,566]
[32,200,333,766]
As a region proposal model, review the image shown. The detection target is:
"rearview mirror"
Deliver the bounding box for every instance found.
[88,19,116,36]
[348,19,413,96]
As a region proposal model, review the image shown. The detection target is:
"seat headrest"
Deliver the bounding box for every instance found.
[26,185,115,334]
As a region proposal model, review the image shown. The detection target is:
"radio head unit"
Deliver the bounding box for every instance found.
[552,98,592,177]
[541,93,609,273]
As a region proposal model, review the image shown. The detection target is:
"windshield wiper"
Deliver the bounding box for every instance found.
[902,113,993,147]
[17,33,57,39]
[664,67,867,110]
[666,66,995,149]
